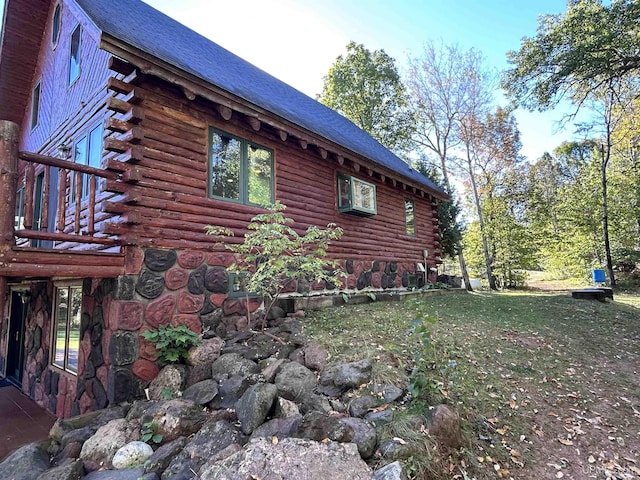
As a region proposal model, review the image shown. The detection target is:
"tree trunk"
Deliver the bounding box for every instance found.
[457,248,472,291]
[467,156,497,290]
[600,144,616,287]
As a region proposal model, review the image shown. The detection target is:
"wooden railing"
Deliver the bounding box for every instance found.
[15,151,121,248]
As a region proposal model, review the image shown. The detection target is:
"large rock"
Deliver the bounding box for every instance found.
[349,394,380,418]
[147,364,187,401]
[211,375,252,409]
[36,459,83,480]
[80,418,141,468]
[143,436,187,475]
[427,404,464,448]
[162,420,243,479]
[373,461,404,480]
[274,361,316,401]
[0,442,50,480]
[139,399,207,443]
[112,441,154,469]
[83,467,147,480]
[235,383,278,435]
[249,416,301,441]
[210,353,259,381]
[198,437,372,480]
[339,417,378,459]
[186,337,224,366]
[182,379,218,406]
[335,359,372,389]
[293,411,354,443]
[302,343,329,371]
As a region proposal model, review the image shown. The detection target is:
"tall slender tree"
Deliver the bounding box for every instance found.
[407,41,495,289]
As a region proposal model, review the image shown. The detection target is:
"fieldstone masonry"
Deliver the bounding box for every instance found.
[9,247,429,419]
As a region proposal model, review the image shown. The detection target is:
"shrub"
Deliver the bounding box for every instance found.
[141,324,201,365]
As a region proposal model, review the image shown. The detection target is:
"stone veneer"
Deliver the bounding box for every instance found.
[10,248,430,418]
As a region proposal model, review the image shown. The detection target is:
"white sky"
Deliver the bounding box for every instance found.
[0,0,583,161]
[142,0,582,162]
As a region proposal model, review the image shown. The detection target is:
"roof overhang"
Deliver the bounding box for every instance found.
[0,0,50,125]
[100,33,449,202]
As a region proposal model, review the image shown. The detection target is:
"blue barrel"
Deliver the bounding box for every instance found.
[592,269,606,283]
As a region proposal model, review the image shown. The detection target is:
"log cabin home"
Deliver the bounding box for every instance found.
[0,0,448,418]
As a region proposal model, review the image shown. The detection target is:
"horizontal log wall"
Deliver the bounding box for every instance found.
[111,76,440,264]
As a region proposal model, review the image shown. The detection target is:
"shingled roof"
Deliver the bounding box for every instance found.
[76,0,444,196]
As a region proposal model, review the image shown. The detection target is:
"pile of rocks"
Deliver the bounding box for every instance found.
[0,316,462,480]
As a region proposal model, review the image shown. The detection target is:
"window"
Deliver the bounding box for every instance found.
[228,273,257,298]
[337,174,377,216]
[52,284,82,374]
[52,4,61,45]
[69,24,81,84]
[14,187,24,230]
[72,124,102,201]
[209,128,274,206]
[30,82,41,129]
[405,198,416,236]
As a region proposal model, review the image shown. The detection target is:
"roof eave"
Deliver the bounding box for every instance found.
[100,33,448,201]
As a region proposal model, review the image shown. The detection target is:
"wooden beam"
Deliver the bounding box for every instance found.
[0,260,124,278]
[15,229,120,246]
[380,174,386,183]
[119,127,144,144]
[278,130,288,142]
[299,139,308,150]
[23,164,34,230]
[318,147,327,159]
[248,117,261,131]
[337,155,344,166]
[391,179,397,187]
[121,106,145,124]
[0,121,18,249]
[107,96,131,114]
[366,168,373,177]
[105,117,132,133]
[182,86,196,101]
[107,77,134,95]
[217,104,232,120]
[353,163,360,173]
[108,56,136,76]
[123,89,145,105]
[19,152,119,179]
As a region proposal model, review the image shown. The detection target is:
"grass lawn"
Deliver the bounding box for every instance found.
[303,290,640,480]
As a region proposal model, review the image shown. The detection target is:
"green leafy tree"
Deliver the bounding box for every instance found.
[503,0,640,286]
[502,0,640,111]
[206,203,344,328]
[319,41,414,154]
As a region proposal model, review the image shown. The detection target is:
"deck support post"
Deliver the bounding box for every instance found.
[0,120,19,324]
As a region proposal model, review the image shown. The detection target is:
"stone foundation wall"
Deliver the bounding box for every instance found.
[14,248,433,418]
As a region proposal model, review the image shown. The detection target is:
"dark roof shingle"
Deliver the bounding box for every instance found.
[76,0,443,194]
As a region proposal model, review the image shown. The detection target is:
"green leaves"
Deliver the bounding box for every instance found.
[503,0,640,110]
[141,324,201,366]
[319,41,414,154]
[206,202,344,324]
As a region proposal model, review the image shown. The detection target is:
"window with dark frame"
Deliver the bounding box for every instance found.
[72,124,102,202]
[209,128,274,206]
[30,82,41,129]
[405,198,416,236]
[69,24,81,84]
[52,4,61,45]
[52,284,82,375]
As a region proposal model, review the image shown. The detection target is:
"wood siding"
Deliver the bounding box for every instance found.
[105,75,441,263]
